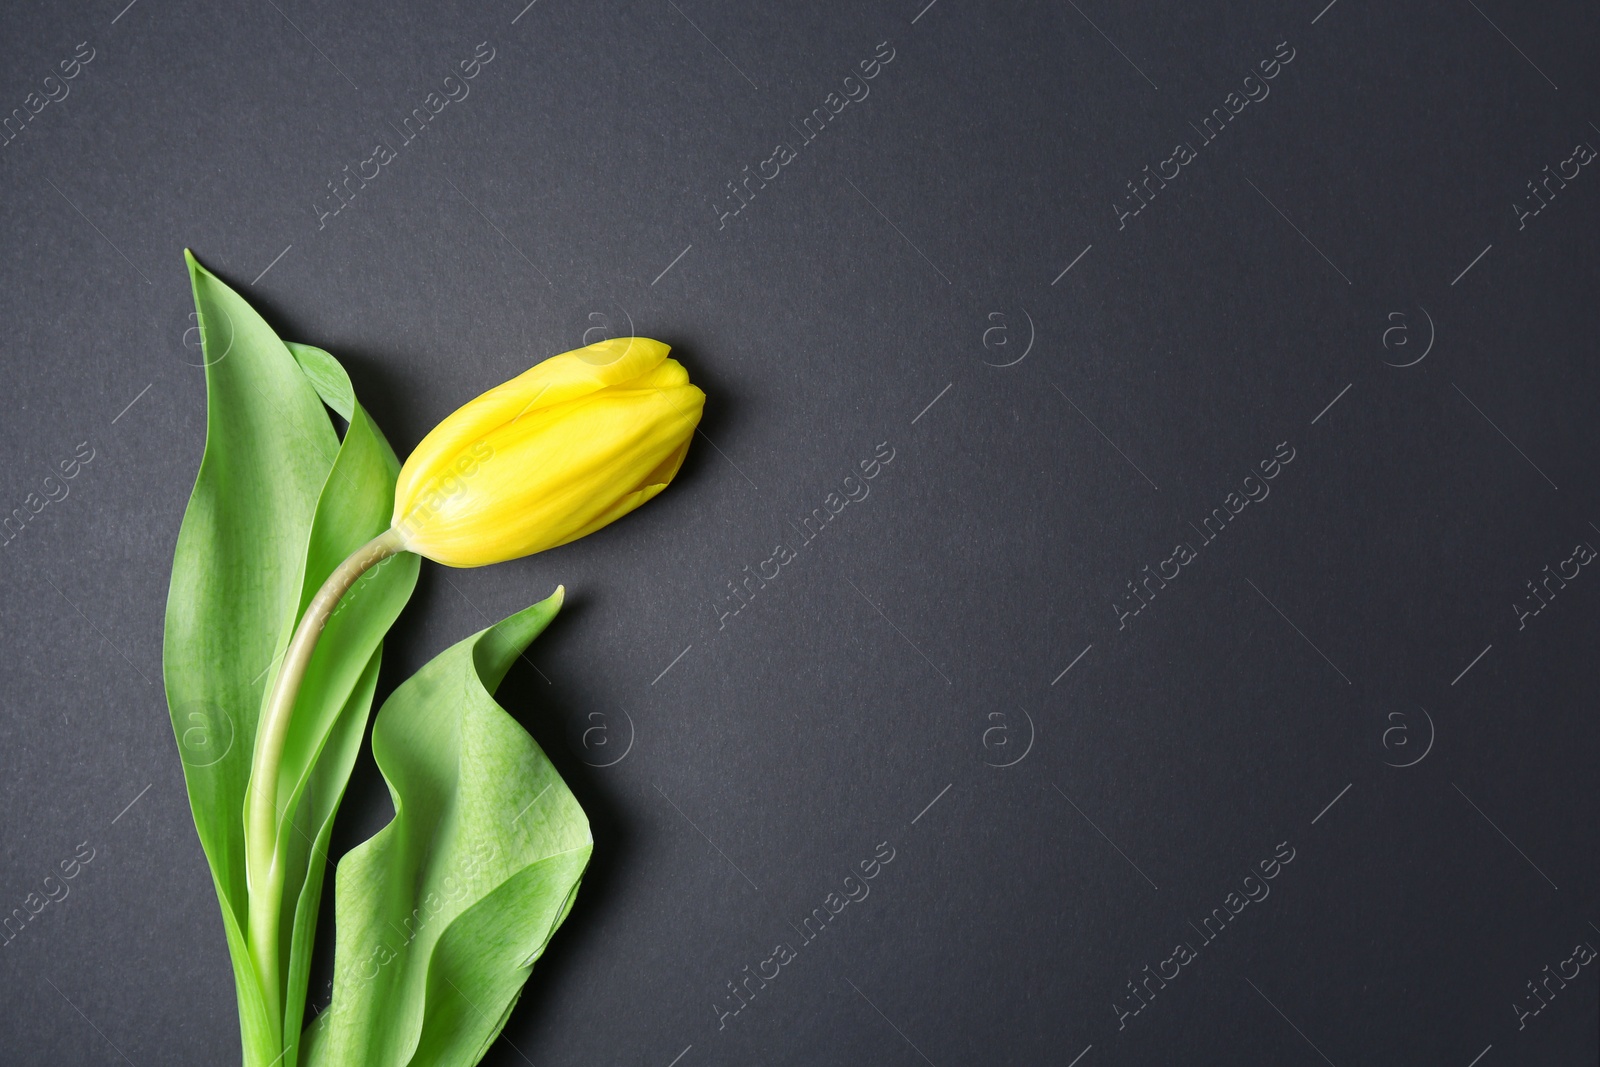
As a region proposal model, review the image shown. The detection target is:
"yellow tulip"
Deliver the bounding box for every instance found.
[246,336,701,969]
[391,336,704,566]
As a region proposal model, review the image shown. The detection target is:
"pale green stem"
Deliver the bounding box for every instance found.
[244,527,406,1037]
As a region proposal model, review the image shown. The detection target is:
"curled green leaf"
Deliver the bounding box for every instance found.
[304,592,591,1067]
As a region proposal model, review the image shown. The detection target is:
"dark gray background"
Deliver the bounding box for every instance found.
[2,0,1597,1064]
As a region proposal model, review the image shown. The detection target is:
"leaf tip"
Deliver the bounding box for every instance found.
[184,248,211,286]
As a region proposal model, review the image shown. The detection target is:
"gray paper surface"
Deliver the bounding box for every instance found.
[1,1,1597,1063]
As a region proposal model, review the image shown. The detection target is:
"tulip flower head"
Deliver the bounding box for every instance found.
[391,336,704,567]
[245,334,702,1014]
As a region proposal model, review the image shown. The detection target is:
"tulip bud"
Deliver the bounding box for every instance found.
[246,337,700,1010]
[391,336,704,567]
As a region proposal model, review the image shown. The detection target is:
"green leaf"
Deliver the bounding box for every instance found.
[304,593,592,1067]
[164,254,417,1066]
[165,251,341,1063]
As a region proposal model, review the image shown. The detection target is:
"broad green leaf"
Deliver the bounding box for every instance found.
[164,255,417,1066]
[304,593,592,1067]
[165,251,341,1063]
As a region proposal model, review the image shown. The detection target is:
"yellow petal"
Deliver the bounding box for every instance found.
[392,349,705,567]
[394,337,669,510]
